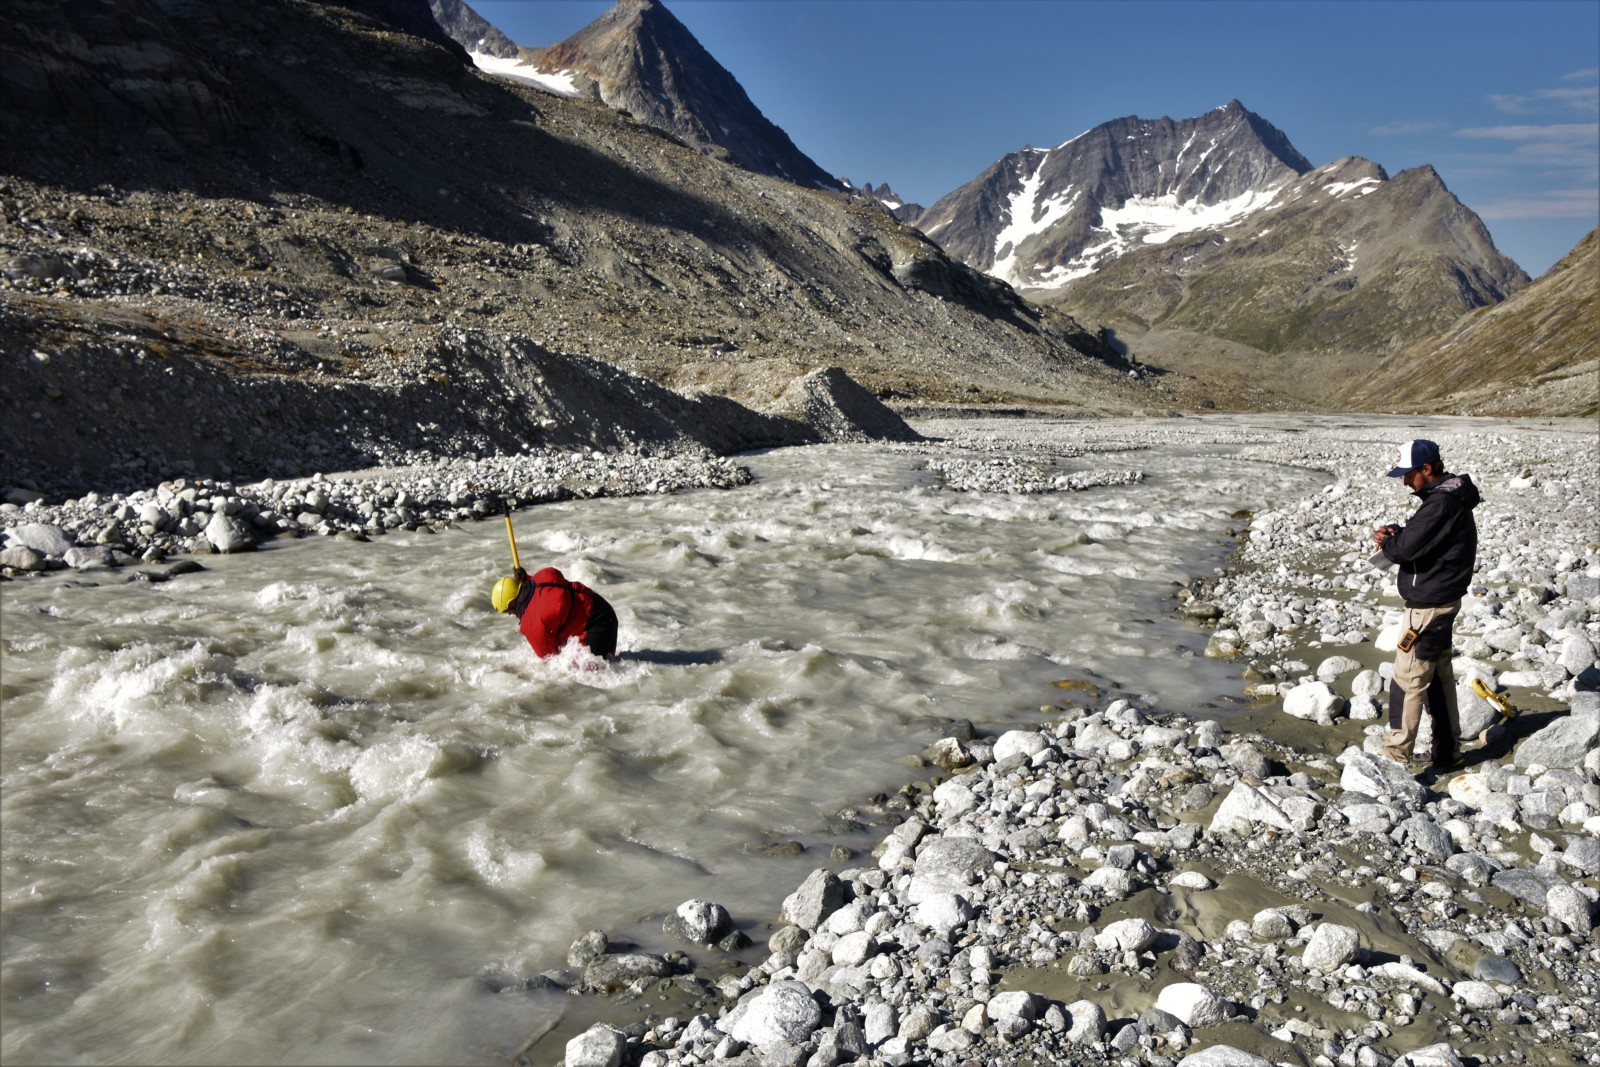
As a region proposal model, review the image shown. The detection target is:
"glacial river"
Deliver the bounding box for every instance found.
[1,419,1328,1065]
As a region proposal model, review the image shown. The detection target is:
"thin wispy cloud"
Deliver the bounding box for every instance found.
[1472,188,1600,221]
[1459,123,1599,142]
[1457,122,1600,169]
[1561,68,1600,83]
[1371,120,1436,136]
[1489,83,1600,114]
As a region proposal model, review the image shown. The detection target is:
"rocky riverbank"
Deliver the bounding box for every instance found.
[0,447,753,573]
[541,417,1598,1067]
[0,412,1158,576]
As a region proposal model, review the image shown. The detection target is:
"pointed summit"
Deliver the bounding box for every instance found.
[915,101,1314,289]
[428,0,518,60]
[522,0,840,189]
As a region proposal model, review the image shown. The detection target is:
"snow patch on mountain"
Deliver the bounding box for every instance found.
[469,51,581,96]
[1323,178,1382,198]
[992,156,1080,286]
[1101,186,1284,245]
[1008,184,1286,288]
[1172,133,1217,174]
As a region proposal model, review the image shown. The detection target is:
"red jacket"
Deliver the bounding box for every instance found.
[516,567,599,658]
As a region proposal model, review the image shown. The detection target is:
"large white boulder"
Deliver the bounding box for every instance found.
[565,1025,626,1067]
[726,981,822,1047]
[1283,680,1343,724]
[1301,923,1361,974]
[1155,982,1231,1028]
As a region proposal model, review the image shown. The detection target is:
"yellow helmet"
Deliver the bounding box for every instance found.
[491,575,523,613]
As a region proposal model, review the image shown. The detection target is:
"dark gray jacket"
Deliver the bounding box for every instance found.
[1381,473,1481,606]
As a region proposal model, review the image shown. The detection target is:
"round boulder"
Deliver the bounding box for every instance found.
[914,892,973,939]
[1066,999,1107,1044]
[565,1024,626,1067]
[781,868,844,931]
[992,729,1048,764]
[1094,917,1157,953]
[1301,923,1361,974]
[1283,680,1343,725]
[1155,982,1231,1028]
[663,899,732,945]
[4,522,72,556]
[1178,1047,1274,1067]
[0,545,45,571]
[582,952,669,993]
[932,777,979,819]
[1452,980,1503,1012]
[906,836,996,904]
[205,511,258,553]
[727,980,822,1047]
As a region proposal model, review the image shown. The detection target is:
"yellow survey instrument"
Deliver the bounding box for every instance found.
[1471,678,1518,723]
[504,513,522,572]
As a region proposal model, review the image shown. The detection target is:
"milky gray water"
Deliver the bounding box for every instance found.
[1,422,1328,1065]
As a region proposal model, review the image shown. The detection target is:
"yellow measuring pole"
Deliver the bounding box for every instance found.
[504,513,522,572]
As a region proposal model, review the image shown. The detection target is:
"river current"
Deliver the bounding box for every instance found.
[1,420,1328,1064]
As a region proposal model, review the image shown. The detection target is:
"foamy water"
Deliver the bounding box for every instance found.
[1,423,1326,1064]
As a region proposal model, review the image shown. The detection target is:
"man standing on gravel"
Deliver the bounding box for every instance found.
[1372,439,1481,771]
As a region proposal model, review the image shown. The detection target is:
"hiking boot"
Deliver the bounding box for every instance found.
[1432,753,1465,770]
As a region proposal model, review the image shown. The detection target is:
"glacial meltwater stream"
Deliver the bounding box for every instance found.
[1,422,1328,1064]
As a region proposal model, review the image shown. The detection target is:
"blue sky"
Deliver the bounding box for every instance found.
[472,0,1599,276]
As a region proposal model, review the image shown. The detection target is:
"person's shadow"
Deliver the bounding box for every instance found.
[613,649,724,666]
[1422,705,1570,783]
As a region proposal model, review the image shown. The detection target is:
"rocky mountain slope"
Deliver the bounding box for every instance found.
[916,101,1314,289]
[427,0,518,59]
[915,102,1530,404]
[1044,156,1531,401]
[446,0,842,192]
[0,0,1155,500]
[1336,227,1599,417]
[855,181,926,226]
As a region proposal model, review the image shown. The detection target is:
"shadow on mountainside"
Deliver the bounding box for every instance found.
[0,0,827,278]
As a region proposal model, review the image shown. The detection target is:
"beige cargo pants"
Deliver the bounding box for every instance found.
[1383,600,1462,765]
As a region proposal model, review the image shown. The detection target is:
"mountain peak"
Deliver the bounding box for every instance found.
[517,0,840,189]
[427,0,517,59]
[917,103,1314,289]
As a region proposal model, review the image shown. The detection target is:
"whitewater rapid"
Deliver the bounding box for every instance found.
[1,420,1328,1064]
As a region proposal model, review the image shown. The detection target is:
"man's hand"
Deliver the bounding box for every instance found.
[1372,524,1399,548]
[514,566,528,583]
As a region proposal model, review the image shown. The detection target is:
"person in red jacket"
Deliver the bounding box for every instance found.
[491,566,618,659]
